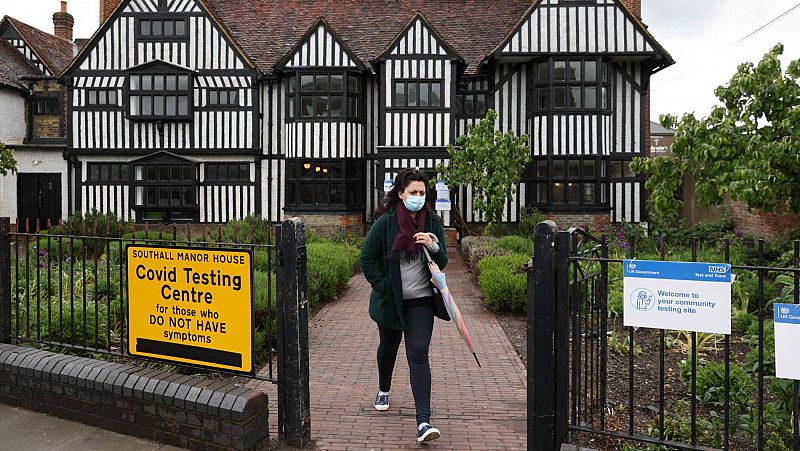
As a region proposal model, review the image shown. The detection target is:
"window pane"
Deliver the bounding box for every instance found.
[394,82,405,107]
[164,20,174,36]
[569,61,581,81]
[568,160,580,178]
[585,61,597,82]
[166,96,176,115]
[154,96,164,115]
[300,162,313,179]
[175,20,185,36]
[569,87,581,108]
[218,164,228,179]
[465,95,474,115]
[330,74,343,91]
[209,90,218,105]
[208,164,218,180]
[288,75,295,93]
[348,96,357,117]
[300,184,313,204]
[178,96,188,115]
[300,75,314,92]
[315,184,327,204]
[602,62,608,82]
[141,95,152,115]
[567,183,580,204]
[228,164,238,180]
[240,164,249,180]
[315,95,328,117]
[178,75,189,90]
[584,184,596,203]
[147,187,157,205]
[553,160,565,177]
[141,20,151,36]
[407,83,417,107]
[536,183,548,204]
[554,61,566,81]
[171,165,181,181]
[430,83,441,107]
[553,183,565,204]
[88,90,97,105]
[348,75,358,92]
[183,187,194,205]
[554,87,566,109]
[130,96,140,115]
[166,75,176,90]
[419,83,429,107]
[288,99,295,117]
[583,159,596,178]
[159,187,169,206]
[90,164,100,180]
[183,165,194,180]
[611,161,622,178]
[142,75,152,90]
[584,87,597,109]
[316,75,329,91]
[330,96,343,117]
[330,183,343,204]
[537,63,548,83]
[537,88,549,109]
[158,166,169,181]
[476,95,487,115]
[230,91,238,105]
[623,162,635,177]
[300,96,313,117]
[109,91,117,105]
[152,20,162,36]
[130,75,140,90]
[111,164,120,180]
[602,87,608,109]
[154,75,164,90]
[536,160,547,178]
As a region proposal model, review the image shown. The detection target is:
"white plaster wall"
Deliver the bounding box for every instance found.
[0,88,26,144]
[0,149,69,222]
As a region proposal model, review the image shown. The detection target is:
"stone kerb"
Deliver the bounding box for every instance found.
[0,343,269,450]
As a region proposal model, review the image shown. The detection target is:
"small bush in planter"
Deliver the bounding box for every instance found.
[477,253,529,312]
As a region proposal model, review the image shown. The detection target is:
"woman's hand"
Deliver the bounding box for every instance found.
[413,232,433,247]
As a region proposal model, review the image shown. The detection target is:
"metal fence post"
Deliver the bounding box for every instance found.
[0,217,10,344]
[528,220,557,450]
[276,218,311,447]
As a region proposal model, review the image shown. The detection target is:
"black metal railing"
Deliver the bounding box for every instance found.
[530,221,800,451]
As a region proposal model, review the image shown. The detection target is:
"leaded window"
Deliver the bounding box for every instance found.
[392,79,443,109]
[285,159,364,209]
[286,72,360,120]
[32,97,60,115]
[128,72,191,119]
[86,89,118,106]
[533,58,610,112]
[205,163,250,182]
[208,89,240,107]
[87,163,130,182]
[133,160,198,222]
[136,18,188,41]
[532,157,608,209]
[455,78,491,117]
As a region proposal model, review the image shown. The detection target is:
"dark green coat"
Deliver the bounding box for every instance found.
[359,207,450,330]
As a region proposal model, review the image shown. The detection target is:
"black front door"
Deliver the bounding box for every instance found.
[18,173,61,232]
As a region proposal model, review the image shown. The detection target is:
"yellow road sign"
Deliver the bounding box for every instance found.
[126,244,254,374]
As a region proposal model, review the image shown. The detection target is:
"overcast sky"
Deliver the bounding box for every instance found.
[2,0,799,121]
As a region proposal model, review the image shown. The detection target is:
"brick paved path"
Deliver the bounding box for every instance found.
[250,249,527,450]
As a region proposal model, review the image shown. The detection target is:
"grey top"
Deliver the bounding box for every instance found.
[400,233,440,300]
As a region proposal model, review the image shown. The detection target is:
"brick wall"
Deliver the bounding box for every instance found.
[29,80,66,139]
[285,212,365,236]
[100,0,122,23]
[729,202,800,240]
[621,0,641,18]
[0,344,269,450]
[542,213,611,233]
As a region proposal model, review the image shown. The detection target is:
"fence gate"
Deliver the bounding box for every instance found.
[528,221,800,451]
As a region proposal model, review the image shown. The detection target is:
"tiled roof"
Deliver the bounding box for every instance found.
[4,16,74,75]
[651,121,675,135]
[0,38,38,90]
[201,0,533,75]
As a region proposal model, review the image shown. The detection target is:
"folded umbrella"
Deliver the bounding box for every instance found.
[422,247,481,368]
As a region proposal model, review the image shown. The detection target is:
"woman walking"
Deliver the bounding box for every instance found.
[359,168,450,443]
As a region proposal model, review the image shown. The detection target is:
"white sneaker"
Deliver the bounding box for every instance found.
[374,392,389,411]
[417,423,441,443]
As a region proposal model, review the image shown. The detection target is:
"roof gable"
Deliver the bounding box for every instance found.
[203,0,531,75]
[0,38,39,90]
[278,19,365,70]
[0,16,74,76]
[62,0,256,77]
[492,0,673,65]
[377,13,463,61]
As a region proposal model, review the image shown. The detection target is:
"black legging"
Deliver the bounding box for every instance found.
[377,298,434,425]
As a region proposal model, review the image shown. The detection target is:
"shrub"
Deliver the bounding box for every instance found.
[517,208,544,239]
[307,242,357,308]
[459,236,503,270]
[491,236,534,256]
[219,215,273,244]
[254,270,277,364]
[477,253,528,312]
[27,236,84,262]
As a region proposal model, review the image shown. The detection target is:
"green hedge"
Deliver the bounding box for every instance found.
[477,253,529,312]
[307,241,359,308]
[490,236,534,256]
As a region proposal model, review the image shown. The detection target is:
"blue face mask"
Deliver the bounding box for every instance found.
[403,195,426,212]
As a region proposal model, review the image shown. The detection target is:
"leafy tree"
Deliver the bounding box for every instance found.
[632,44,800,229]
[0,142,17,176]
[437,109,529,232]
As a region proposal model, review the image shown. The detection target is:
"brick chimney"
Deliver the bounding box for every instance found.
[621,0,641,19]
[53,1,74,41]
[100,0,123,24]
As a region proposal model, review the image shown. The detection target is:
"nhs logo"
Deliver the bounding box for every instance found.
[708,265,728,274]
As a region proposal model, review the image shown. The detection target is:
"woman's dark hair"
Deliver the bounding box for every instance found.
[373,168,438,219]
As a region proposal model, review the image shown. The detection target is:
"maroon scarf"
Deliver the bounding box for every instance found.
[386,202,427,262]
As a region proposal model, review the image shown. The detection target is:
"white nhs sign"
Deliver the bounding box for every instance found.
[708,265,728,274]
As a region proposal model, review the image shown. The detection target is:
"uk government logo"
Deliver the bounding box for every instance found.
[630,288,655,311]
